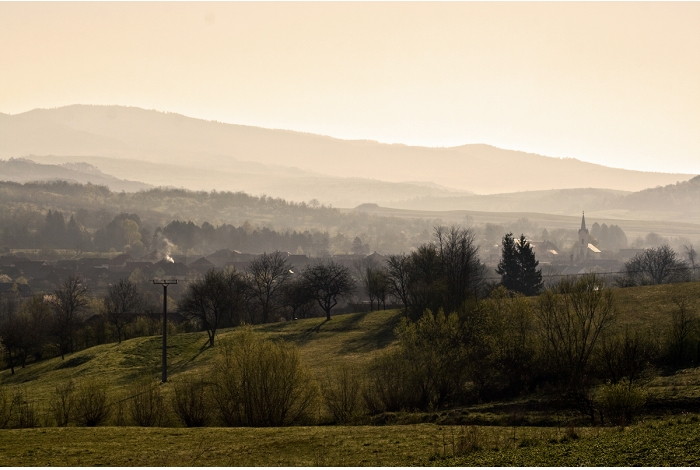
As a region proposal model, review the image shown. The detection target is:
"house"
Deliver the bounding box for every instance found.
[108,253,133,270]
[365,251,388,265]
[205,248,241,267]
[188,257,215,274]
[151,259,190,279]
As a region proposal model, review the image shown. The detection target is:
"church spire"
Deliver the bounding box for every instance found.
[580,211,588,233]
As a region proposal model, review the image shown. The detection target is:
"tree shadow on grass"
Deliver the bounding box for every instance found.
[169,338,213,375]
[337,312,402,354]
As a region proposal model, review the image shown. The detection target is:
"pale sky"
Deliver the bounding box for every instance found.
[1,2,699,174]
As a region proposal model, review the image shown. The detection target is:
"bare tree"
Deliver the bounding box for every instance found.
[21,295,52,362]
[536,274,617,392]
[598,327,658,389]
[369,267,391,310]
[668,287,698,366]
[245,252,292,324]
[104,278,145,343]
[179,268,245,347]
[0,299,27,374]
[386,254,411,316]
[622,245,691,286]
[281,277,316,320]
[301,261,355,320]
[434,225,485,312]
[49,276,90,360]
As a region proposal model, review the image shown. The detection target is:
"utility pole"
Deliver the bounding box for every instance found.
[153,279,177,383]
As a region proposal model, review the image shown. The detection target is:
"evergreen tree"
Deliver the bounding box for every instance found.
[496,233,543,296]
[516,234,543,296]
[496,233,519,292]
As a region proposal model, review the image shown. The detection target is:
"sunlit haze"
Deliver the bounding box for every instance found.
[1,2,699,174]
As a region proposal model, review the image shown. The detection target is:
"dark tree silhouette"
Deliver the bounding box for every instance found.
[623,245,691,286]
[179,268,245,347]
[302,261,355,320]
[434,225,484,312]
[104,278,145,343]
[50,276,90,359]
[281,277,316,320]
[245,252,292,324]
[496,233,543,296]
[386,254,412,316]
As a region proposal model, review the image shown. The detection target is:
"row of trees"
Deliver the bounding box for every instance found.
[0,252,359,366]
[179,255,356,346]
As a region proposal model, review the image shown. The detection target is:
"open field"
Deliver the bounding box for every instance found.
[1,418,699,466]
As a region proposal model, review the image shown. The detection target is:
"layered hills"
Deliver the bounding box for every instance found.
[0,105,692,204]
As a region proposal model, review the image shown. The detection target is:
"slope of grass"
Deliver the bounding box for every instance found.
[613,281,700,330]
[0,309,403,407]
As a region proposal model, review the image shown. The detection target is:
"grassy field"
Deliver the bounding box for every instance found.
[1,418,699,466]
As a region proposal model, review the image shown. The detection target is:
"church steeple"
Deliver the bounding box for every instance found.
[580,211,588,233]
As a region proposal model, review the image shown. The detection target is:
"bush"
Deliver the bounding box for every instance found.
[49,380,75,427]
[321,364,363,423]
[363,350,419,413]
[14,391,39,428]
[171,378,211,427]
[211,326,317,427]
[74,378,112,426]
[128,379,165,427]
[0,387,39,429]
[0,386,14,428]
[599,382,647,426]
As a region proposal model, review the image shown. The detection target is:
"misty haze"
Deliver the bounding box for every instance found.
[0,2,699,467]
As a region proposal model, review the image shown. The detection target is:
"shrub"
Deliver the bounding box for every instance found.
[599,382,647,426]
[321,364,363,423]
[171,378,211,427]
[363,350,419,412]
[211,326,317,427]
[128,379,165,427]
[49,380,75,427]
[14,390,39,428]
[74,378,112,426]
[0,386,14,428]
[0,388,39,429]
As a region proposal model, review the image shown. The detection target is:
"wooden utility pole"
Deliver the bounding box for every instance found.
[152,279,177,383]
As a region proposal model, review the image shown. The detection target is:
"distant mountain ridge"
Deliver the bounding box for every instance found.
[0,104,692,197]
[0,158,152,192]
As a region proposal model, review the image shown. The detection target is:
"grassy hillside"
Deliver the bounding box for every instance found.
[4,282,700,405]
[0,309,403,407]
[2,284,700,466]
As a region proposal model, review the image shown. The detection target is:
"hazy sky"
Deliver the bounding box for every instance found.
[1,2,699,174]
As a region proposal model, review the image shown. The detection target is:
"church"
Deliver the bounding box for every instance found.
[571,212,601,263]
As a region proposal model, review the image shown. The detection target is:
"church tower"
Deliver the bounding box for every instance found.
[574,212,589,262]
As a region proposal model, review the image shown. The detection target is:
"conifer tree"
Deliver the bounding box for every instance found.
[496,233,543,296]
[516,234,543,296]
[496,233,519,292]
